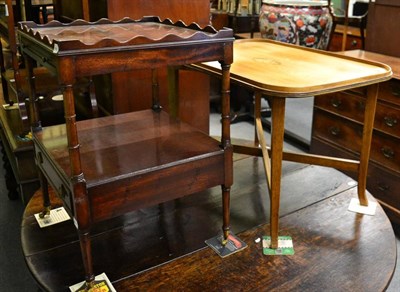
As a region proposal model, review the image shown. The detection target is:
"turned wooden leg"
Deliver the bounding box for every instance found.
[79,231,94,289]
[38,170,51,218]
[220,61,232,244]
[59,58,93,286]
[222,185,231,243]
[357,83,379,206]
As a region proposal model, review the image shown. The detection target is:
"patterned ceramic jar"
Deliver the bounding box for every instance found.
[259,0,333,50]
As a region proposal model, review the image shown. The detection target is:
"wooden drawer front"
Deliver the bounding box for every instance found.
[34,147,74,214]
[313,110,400,172]
[313,109,363,151]
[329,33,362,52]
[316,92,399,138]
[310,137,400,214]
[370,133,400,173]
[315,91,365,121]
[374,102,400,137]
[367,163,400,211]
[378,79,400,106]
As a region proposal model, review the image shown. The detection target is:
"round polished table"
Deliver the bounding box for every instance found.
[21,158,397,291]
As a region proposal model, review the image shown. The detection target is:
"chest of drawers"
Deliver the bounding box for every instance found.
[311,50,400,224]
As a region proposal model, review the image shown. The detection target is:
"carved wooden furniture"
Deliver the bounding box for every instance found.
[311,50,400,224]
[18,17,233,288]
[192,39,391,249]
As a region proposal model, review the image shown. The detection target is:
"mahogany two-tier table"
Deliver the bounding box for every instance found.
[17,17,234,289]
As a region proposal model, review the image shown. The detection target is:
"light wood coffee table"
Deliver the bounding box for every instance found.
[192,39,392,248]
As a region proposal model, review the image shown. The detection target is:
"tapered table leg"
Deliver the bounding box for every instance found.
[254,92,286,249]
[269,97,286,249]
[357,83,379,206]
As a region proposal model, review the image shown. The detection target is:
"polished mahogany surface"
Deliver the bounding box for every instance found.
[18,18,231,54]
[22,158,397,291]
[19,17,234,286]
[34,110,226,223]
[35,110,222,183]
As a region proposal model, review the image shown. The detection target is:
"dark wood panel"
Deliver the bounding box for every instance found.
[366,2,400,57]
[313,109,400,173]
[315,91,400,138]
[106,0,211,27]
[310,137,400,222]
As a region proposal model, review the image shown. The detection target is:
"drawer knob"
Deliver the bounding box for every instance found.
[377,183,390,192]
[329,126,340,136]
[381,147,395,159]
[391,85,400,97]
[357,101,365,111]
[330,99,342,108]
[384,116,398,127]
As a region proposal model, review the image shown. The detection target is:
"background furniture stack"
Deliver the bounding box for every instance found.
[311,0,400,224]
[0,0,60,203]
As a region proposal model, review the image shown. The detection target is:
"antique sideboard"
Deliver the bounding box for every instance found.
[311,0,400,224]
[311,50,400,224]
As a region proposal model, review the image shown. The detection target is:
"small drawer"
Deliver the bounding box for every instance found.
[314,91,365,121]
[310,138,400,215]
[35,147,74,214]
[312,109,363,151]
[374,103,400,138]
[370,132,400,173]
[367,163,400,211]
[378,79,400,106]
[313,109,400,173]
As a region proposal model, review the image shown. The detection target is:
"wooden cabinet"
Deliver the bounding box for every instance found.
[328,24,363,51]
[311,50,400,224]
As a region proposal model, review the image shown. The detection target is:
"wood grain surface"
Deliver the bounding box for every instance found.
[21,157,397,291]
[193,39,392,97]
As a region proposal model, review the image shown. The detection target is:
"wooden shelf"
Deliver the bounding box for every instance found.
[34,109,225,222]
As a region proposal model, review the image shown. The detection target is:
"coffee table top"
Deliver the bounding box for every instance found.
[193,39,392,97]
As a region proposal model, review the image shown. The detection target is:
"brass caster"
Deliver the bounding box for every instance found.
[39,206,51,218]
[221,231,230,246]
[84,279,95,291]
